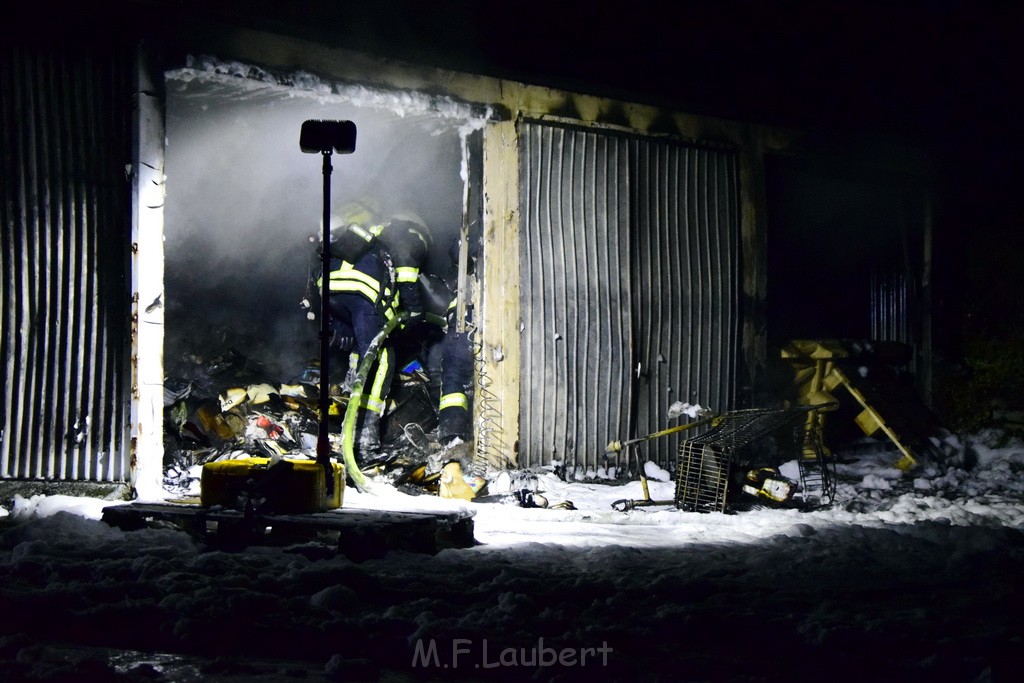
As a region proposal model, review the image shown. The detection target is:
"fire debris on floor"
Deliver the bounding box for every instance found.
[161,344,448,496]
[150,342,484,555]
[159,338,575,512]
[160,345,808,515]
[159,336,950,523]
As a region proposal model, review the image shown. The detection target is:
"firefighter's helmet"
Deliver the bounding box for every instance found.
[338,197,381,229]
[387,210,432,253]
[322,198,384,263]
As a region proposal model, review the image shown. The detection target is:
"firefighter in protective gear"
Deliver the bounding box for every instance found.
[438,236,478,449]
[315,204,433,458]
[439,300,473,449]
[314,202,392,458]
[377,211,432,319]
[423,237,477,479]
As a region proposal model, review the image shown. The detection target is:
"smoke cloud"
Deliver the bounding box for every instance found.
[163,69,475,380]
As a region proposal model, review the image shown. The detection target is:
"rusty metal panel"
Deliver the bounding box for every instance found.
[518,123,633,471]
[518,120,740,474]
[1,44,133,482]
[631,141,740,465]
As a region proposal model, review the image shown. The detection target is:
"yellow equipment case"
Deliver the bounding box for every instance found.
[201,457,344,514]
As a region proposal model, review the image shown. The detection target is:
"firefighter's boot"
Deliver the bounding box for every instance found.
[357,410,382,461]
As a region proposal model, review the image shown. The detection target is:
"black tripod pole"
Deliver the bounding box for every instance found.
[317,150,334,495]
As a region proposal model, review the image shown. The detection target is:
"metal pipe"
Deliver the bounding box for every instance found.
[316,150,333,492]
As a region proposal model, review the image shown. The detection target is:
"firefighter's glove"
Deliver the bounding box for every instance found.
[341,353,360,393]
[330,331,355,354]
[341,368,357,394]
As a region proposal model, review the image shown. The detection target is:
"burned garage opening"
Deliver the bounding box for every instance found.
[159,60,484,484]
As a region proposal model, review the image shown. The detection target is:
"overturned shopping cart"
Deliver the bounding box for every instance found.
[611,404,836,513]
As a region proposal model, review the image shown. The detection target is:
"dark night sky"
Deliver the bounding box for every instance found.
[219,1,1021,163]
[90,1,1015,154]
[28,0,1022,218]
[168,1,1021,238]
[286,0,1021,345]
[13,0,1024,344]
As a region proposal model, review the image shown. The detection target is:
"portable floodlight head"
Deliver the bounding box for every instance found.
[303,119,358,496]
[300,119,357,154]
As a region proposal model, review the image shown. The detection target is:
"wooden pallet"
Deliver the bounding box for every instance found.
[101,502,476,561]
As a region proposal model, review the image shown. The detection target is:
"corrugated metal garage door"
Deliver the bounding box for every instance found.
[631,139,740,466]
[1,44,133,481]
[519,121,740,473]
[519,123,633,472]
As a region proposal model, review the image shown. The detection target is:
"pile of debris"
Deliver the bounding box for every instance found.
[163,348,319,495]
[161,346,444,497]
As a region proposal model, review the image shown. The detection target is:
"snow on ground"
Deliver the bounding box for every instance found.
[2,432,1024,682]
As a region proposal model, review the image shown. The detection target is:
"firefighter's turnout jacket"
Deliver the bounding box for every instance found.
[377,218,430,316]
[316,218,430,426]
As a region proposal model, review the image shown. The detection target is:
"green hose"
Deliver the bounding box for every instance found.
[342,312,446,491]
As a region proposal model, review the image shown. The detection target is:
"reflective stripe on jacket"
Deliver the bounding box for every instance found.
[317,260,397,320]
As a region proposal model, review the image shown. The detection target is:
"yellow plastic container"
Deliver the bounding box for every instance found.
[201,457,344,513]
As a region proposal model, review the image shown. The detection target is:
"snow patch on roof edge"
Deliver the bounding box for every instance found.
[168,54,492,126]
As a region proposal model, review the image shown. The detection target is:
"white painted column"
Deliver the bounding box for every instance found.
[129,43,166,501]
